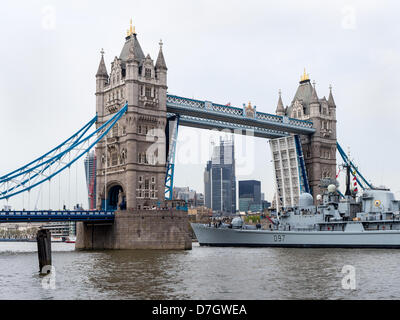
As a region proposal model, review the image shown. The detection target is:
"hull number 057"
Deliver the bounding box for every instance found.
[273,235,285,242]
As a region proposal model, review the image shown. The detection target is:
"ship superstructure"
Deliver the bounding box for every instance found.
[191,164,400,248]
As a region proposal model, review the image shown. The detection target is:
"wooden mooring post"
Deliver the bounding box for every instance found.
[36,229,52,274]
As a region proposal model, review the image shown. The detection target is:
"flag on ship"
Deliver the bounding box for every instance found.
[352,173,358,193]
[336,168,341,179]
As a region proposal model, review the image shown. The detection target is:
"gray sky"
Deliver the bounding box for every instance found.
[1,0,400,210]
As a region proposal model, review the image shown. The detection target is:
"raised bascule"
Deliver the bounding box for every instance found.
[0,21,351,250]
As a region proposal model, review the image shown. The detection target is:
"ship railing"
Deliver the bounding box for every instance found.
[292,227,316,231]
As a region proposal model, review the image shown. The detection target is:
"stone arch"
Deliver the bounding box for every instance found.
[143,201,150,210]
[106,181,126,210]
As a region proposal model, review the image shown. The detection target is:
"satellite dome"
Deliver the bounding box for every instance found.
[328,184,337,193]
[231,217,243,228]
[299,193,314,207]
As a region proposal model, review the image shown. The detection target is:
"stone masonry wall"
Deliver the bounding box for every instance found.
[76,209,192,250]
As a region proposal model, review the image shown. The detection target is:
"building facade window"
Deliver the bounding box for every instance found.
[111,152,118,166]
[145,87,152,98]
[145,68,151,78]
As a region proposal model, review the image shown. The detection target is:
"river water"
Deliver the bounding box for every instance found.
[1,241,400,299]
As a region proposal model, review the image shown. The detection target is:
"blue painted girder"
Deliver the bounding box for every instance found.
[0,210,115,223]
[165,115,180,200]
[173,114,287,139]
[336,142,371,189]
[0,103,128,200]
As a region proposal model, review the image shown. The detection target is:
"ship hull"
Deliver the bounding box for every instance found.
[191,223,400,248]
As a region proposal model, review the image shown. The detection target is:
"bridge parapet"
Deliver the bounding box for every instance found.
[0,210,115,223]
[167,94,206,109]
[256,112,313,128]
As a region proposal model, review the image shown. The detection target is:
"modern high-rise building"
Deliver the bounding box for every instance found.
[84,150,97,210]
[239,180,262,213]
[204,137,236,215]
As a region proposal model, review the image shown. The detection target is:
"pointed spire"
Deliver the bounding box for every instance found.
[328,84,336,107]
[276,89,285,115]
[96,48,108,77]
[155,39,167,70]
[310,80,319,103]
[127,18,137,37]
[300,68,310,83]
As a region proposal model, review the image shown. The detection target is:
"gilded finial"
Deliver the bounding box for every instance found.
[247,101,252,109]
[300,68,310,82]
[127,19,137,36]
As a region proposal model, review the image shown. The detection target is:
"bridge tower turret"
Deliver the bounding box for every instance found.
[275,89,285,116]
[95,49,108,118]
[277,70,337,203]
[77,24,191,251]
[95,24,168,211]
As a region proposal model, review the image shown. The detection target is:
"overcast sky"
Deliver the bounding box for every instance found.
[1,0,400,210]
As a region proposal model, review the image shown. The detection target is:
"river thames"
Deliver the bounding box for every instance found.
[1,241,400,299]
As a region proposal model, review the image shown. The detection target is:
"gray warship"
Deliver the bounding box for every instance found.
[191,166,400,248]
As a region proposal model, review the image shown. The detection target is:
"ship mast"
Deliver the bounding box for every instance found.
[344,162,351,196]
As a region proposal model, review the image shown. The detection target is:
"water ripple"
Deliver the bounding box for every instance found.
[1,242,400,299]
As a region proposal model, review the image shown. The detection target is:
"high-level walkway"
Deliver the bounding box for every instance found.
[166,94,316,138]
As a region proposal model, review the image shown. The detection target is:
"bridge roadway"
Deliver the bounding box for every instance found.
[0,210,115,223]
[166,94,316,138]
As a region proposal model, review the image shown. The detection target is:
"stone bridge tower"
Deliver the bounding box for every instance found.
[95,24,168,211]
[276,70,337,201]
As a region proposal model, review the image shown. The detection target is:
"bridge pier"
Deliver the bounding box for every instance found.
[75,210,192,250]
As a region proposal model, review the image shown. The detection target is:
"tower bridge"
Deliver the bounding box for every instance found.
[0,23,338,250]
